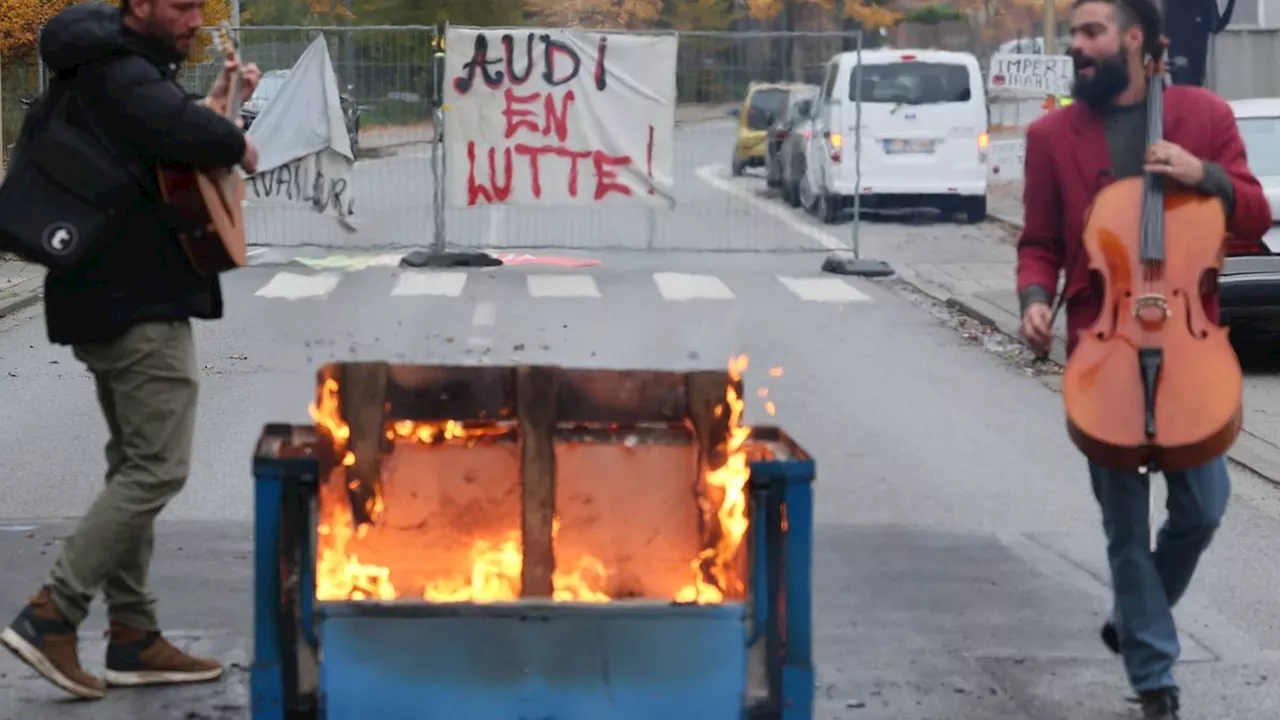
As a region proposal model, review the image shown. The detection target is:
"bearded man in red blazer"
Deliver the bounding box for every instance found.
[1014,0,1271,718]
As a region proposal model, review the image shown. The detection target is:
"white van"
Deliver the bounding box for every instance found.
[802,48,989,223]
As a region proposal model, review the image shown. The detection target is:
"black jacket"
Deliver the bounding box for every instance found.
[37,3,246,346]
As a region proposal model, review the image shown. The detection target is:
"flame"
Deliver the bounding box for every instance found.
[422,518,611,603]
[308,355,760,606]
[675,353,753,604]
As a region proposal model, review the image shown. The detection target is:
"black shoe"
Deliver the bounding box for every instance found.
[1139,688,1180,719]
[1101,620,1120,654]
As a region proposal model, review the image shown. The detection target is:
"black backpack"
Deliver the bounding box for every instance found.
[0,60,147,271]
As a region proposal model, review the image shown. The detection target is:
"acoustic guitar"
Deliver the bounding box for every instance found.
[157,23,248,276]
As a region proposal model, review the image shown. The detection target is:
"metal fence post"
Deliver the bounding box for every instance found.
[431,25,446,255]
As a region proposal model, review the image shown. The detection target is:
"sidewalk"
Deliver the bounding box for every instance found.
[0,255,42,319]
[890,179,1280,484]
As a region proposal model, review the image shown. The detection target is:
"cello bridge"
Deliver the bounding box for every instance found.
[1133,294,1171,324]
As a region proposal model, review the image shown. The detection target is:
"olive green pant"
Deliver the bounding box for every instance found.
[46,321,199,631]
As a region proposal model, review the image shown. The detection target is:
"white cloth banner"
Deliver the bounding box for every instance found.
[244,34,356,230]
[442,26,677,208]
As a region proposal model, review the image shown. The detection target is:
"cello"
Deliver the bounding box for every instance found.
[1061,38,1243,473]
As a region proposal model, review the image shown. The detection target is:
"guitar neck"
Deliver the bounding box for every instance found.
[217,25,245,121]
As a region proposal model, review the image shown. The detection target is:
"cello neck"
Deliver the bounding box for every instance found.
[1140,49,1168,265]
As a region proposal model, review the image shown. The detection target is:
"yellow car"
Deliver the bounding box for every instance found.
[731,82,816,176]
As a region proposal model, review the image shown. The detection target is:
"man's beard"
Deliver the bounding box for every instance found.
[1070,50,1130,109]
[145,18,194,59]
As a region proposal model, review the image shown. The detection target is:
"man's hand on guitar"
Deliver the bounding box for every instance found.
[208,59,262,109]
[1020,302,1054,356]
[241,136,259,174]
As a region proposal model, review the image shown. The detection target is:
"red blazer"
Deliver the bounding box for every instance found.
[1014,85,1272,357]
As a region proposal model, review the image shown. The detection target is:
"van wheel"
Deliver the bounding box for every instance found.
[785,180,801,207]
[815,193,841,224]
[731,155,745,177]
[964,196,987,223]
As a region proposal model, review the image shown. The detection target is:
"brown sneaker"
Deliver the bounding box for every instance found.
[0,587,106,699]
[103,624,223,687]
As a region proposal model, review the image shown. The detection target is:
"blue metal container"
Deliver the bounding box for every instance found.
[318,600,747,719]
[250,369,816,720]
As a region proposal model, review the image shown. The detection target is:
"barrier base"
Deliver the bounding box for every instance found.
[399,250,503,268]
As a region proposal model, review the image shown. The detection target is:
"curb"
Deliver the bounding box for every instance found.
[0,287,41,319]
[916,215,1280,486]
[0,262,42,320]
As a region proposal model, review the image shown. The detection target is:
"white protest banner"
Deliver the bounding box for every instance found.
[442,26,677,208]
[988,139,1026,181]
[245,34,357,230]
[987,53,1075,96]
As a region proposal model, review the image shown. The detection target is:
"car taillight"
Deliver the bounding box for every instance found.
[775,127,788,139]
[802,128,812,140]
[978,132,989,149]
[828,131,843,162]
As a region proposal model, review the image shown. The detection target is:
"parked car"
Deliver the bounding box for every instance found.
[239,69,290,132]
[801,48,990,224]
[730,82,816,177]
[764,85,819,189]
[774,97,818,207]
[1219,98,1280,346]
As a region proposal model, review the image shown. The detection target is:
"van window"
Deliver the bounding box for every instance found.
[848,62,971,104]
[746,88,787,130]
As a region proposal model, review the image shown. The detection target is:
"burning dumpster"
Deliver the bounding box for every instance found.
[249,357,815,719]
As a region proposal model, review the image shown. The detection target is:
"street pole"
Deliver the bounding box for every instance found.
[231,0,241,28]
[1043,0,1056,55]
[820,22,894,279]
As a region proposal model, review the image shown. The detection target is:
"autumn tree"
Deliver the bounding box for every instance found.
[954,0,1072,47]
[0,0,76,63]
[524,0,665,29]
[745,0,903,30]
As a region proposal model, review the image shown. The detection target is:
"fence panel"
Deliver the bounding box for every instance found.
[441,30,859,254]
[182,25,440,251]
[1208,28,1280,100]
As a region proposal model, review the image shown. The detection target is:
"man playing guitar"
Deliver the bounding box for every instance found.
[0,0,261,700]
[1016,0,1270,717]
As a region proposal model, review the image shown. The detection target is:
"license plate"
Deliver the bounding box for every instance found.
[883,138,936,154]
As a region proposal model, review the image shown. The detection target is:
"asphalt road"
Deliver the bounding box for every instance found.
[3,247,1280,718]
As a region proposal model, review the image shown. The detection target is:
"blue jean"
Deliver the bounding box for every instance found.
[1089,455,1231,693]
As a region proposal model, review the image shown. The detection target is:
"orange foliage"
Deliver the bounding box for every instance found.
[0,0,74,63]
[189,0,235,65]
[524,0,664,29]
[805,0,903,30]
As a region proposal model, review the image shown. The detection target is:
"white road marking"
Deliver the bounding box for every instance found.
[694,164,849,252]
[527,274,601,298]
[467,337,491,347]
[653,272,736,301]
[254,272,341,300]
[390,271,468,297]
[778,276,873,303]
[471,301,497,326]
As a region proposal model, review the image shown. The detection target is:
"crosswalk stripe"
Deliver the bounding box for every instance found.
[777,276,872,303]
[653,272,736,300]
[390,271,468,297]
[254,272,341,300]
[527,274,601,298]
[245,270,878,305]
